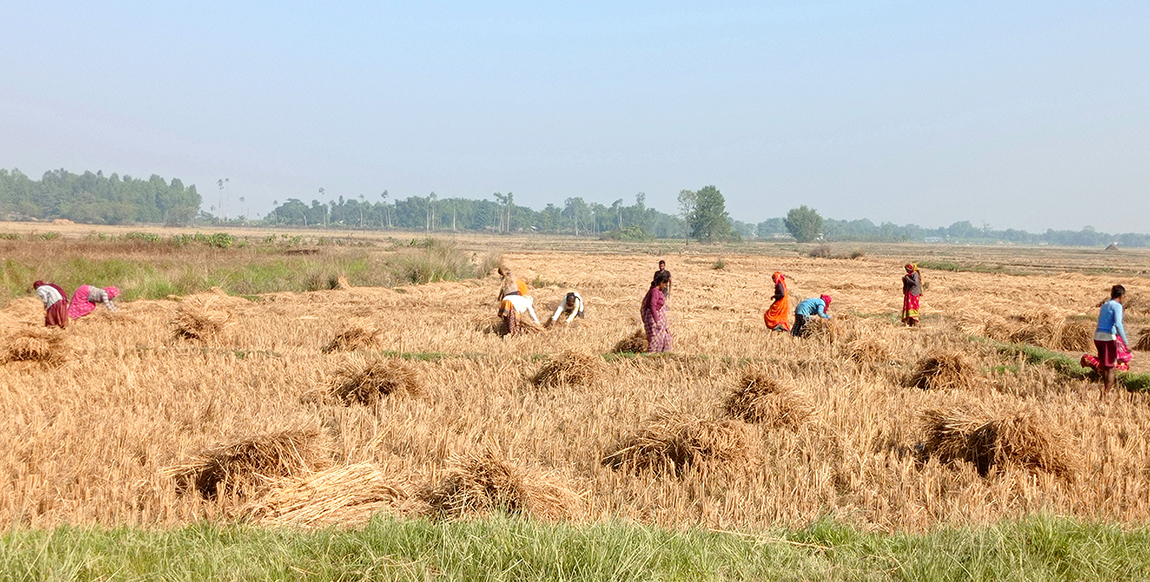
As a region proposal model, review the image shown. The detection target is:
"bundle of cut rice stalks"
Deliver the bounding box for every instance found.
[4,328,67,365]
[328,357,422,405]
[167,427,331,499]
[799,317,843,342]
[612,329,648,354]
[1058,319,1095,352]
[1133,332,1150,353]
[532,351,606,388]
[171,296,233,342]
[421,450,582,521]
[907,351,978,391]
[241,463,415,528]
[722,370,811,429]
[602,409,760,477]
[846,337,894,366]
[322,319,381,353]
[920,406,1076,477]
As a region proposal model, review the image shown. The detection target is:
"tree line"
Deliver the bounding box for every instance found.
[0,168,201,226]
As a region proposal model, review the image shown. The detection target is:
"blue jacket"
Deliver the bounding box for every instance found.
[794,298,830,319]
[1096,299,1128,344]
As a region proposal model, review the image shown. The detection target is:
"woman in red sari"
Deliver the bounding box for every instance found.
[33,280,69,328]
[763,271,790,331]
[641,271,673,353]
[901,263,922,326]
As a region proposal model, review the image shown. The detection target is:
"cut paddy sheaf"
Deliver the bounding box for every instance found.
[907,351,980,391]
[241,462,416,528]
[4,328,67,366]
[962,308,1094,352]
[420,449,583,521]
[602,409,760,477]
[328,357,422,405]
[612,329,648,354]
[532,350,606,388]
[171,294,235,342]
[722,369,811,430]
[322,318,381,353]
[920,405,1077,477]
[168,427,332,500]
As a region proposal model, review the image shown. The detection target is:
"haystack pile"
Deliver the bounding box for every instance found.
[1134,332,1150,353]
[798,317,842,342]
[602,410,760,476]
[612,329,648,354]
[169,427,331,499]
[907,352,978,391]
[4,328,67,365]
[920,407,1075,477]
[421,450,582,521]
[329,358,422,405]
[722,370,811,429]
[964,308,1093,351]
[532,351,606,388]
[242,463,412,527]
[322,319,381,353]
[171,295,233,342]
[846,337,893,366]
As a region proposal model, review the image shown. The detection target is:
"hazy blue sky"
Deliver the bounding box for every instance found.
[2,1,1147,232]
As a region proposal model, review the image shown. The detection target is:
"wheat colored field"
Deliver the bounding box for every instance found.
[3,232,1150,534]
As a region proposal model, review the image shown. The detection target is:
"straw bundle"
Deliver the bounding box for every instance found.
[322,319,381,353]
[242,463,411,527]
[1058,319,1095,352]
[921,407,1075,477]
[171,296,232,342]
[847,337,893,365]
[422,450,581,521]
[4,328,67,365]
[169,427,331,499]
[1134,333,1150,352]
[335,275,352,290]
[613,329,649,354]
[602,410,760,476]
[722,371,811,429]
[329,358,422,405]
[799,317,842,342]
[532,351,606,388]
[907,352,977,391]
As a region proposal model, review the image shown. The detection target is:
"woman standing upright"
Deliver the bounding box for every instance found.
[901,263,922,327]
[763,271,790,332]
[33,280,69,329]
[641,271,673,353]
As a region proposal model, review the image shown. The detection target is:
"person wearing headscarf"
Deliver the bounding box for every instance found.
[497,266,530,301]
[33,280,69,329]
[68,284,120,319]
[763,271,790,331]
[901,263,923,327]
[641,271,673,352]
[547,291,585,328]
[792,294,832,337]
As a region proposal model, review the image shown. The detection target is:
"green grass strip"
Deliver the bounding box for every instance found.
[991,340,1150,392]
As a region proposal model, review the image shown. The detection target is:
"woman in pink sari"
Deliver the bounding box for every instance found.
[641,271,673,353]
[68,285,120,319]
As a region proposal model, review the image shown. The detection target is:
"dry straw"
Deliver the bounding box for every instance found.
[171,296,232,342]
[613,329,648,353]
[907,352,978,391]
[421,450,582,521]
[532,351,606,388]
[322,319,381,353]
[329,358,422,405]
[920,406,1075,477]
[722,370,811,429]
[242,462,413,528]
[846,337,893,366]
[602,409,761,477]
[1133,332,1150,352]
[4,328,66,365]
[168,427,331,499]
[799,317,842,342]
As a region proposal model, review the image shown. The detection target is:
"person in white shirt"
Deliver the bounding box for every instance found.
[547,291,584,327]
[497,293,540,336]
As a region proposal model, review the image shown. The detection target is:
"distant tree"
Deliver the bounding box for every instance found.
[687,185,733,243]
[757,217,787,236]
[785,206,823,243]
[677,189,697,244]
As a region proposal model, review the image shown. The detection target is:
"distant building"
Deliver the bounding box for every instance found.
[924,237,943,243]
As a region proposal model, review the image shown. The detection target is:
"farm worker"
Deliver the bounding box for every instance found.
[1094,284,1129,396]
[547,291,585,327]
[67,284,120,319]
[641,271,673,352]
[654,260,672,298]
[792,295,832,338]
[1080,336,1132,373]
[763,271,790,332]
[498,293,540,336]
[497,266,530,301]
[32,280,69,329]
[901,263,923,326]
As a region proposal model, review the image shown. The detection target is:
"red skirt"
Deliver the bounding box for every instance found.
[901,293,920,322]
[45,301,69,328]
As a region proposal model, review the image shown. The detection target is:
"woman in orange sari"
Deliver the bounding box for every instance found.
[763,271,790,331]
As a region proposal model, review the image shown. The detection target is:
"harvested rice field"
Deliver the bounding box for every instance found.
[3,231,1150,536]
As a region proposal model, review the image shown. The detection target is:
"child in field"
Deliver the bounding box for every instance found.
[33,280,69,328]
[1094,284,1129,397]
[68,284,120,319]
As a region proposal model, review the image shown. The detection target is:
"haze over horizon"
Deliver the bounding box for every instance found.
[2,2,1147,233]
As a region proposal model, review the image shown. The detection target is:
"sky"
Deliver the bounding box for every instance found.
[1,1,1147,233]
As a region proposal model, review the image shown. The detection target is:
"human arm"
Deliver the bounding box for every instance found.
[773,282,785,301]
[1115,303,1128,345]
[815,301,830,319]
[525,298,540,324]
[549,302,565,323]
[565,297,582,323]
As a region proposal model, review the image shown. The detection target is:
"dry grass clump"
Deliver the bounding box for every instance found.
[798,317,843,342]
[169,428,331,499]
[722,370,811,429]
[1058,319,1095,352]
[907,351,978,391]
[532,351,606,388]
[602,410,760,477]
[4,328,67,365]
[322,319,381,353]
[329,358,422,405]
[421,450,581,521]
[613,329,648,353]
[847,337,893,365]
[242,463,413,528]
[920,407,1075,477]
[1133,332,1150,352]
[171,296,232,341]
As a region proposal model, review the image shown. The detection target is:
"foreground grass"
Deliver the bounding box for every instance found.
[3,515,1149,581]
[994,341,1150,392]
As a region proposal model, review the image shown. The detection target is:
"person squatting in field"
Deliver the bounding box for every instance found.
[764,271,790,332]
[901,263,922,326]
[792,294,832,337]
[33,280,69,329]
[68,284,120,319]
[498,294,541,336]
[546,291,584,328]
[1094,284,1129,397]
[641,270,673,352]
